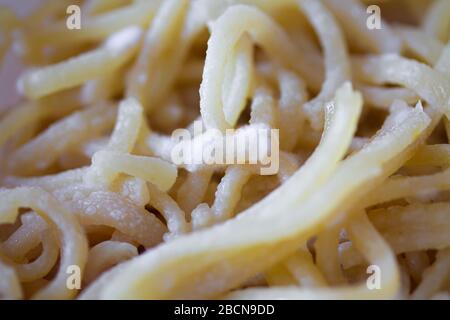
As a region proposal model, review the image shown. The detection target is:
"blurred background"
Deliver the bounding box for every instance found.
[0,0,42,110]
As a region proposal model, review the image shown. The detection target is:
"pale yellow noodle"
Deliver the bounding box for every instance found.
[8,105,117,175]
[412,248,450,300]
[1,0,449,301]
[126,0,191,111]
[395,26,444,65]
[249,85,278,128]
[83,241,138,284]
[26,1,161,47]
[315,226,346,285]
[356,85,419,110]
[277,69,308,150]
[90,151,177,192]
[0,188,88,299]
[322,0,401,54]
[352,54,450,112]
[81,67,126,104]
[299,0,350,130]
[18,26,143,99]
[222,33,254,126]
[283,248,327,287]
[200,4,322,131]
[111,176,150,207]
[0,258,22,300]
[369,203,450,253]
[79,84,365,299]
[227,211,400,299]
[1,212,59,283]
[0,90,82,148]
[422,0,450,42]
[66,189,166,248]
[147,182,190,240]
[366,168,450,206]
[82,0,131,16]
[1,212,48,261]
[12,232,59,283]
[176,168,214,215]
[192,166,253,230]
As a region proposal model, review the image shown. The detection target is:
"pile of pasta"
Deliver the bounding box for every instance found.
[0,0,449,300]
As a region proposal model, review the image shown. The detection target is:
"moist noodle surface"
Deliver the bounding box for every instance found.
[0,0,449,300]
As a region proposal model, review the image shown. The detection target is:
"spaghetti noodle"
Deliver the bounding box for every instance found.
[0,0,449,300]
